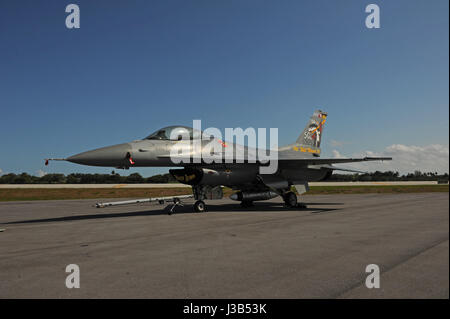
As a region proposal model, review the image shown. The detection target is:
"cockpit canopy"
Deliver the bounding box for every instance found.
[144,126,202,141]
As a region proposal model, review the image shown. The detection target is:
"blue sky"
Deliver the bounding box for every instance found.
[0,0,448,176]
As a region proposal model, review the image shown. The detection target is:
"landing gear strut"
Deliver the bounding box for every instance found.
[193,200,206,213]
[283,191,298,208]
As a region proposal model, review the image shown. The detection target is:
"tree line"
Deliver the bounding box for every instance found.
[0,170,448,184]
[0,171,177,184]
[328,170,448,182]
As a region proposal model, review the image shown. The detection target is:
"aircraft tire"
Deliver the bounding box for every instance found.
[240,201,254,208]
[193,200,206,213]
[283,191,298,208]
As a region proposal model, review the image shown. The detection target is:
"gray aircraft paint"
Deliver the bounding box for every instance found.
[49,110,391,204]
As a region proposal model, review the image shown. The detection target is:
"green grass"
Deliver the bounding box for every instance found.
[305,185,449,194]
[0,185,447,202]
[0,188,193,202]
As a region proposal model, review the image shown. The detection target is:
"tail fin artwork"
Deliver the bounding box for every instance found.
[295,110,327,151]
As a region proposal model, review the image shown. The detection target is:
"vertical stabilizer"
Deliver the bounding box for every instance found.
[295,110,328,150]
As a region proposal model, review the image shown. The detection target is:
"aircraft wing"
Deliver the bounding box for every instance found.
[159,154,391,167]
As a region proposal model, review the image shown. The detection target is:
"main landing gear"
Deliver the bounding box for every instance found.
[283,191,307,209]
[283,191,297,208]
[240,200,254,208]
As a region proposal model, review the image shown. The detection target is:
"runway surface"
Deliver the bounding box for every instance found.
[0,193,448,298]
[0,181,442,188]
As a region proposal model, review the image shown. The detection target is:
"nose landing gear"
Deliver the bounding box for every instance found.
[191,185,223,213]
[193,200,206,213]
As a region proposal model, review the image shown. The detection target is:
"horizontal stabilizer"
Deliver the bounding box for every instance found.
[321,164,367,174]
[275,157,392,167]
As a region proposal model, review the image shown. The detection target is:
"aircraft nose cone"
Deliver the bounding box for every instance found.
[67,143,131,166]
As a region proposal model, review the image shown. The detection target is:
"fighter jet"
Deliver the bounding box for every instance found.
[46,110,391,212]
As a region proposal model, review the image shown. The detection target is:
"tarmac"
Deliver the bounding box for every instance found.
[0,181,442,188]
[0,192,448,298]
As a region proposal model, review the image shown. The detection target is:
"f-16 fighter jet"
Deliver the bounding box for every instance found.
[46,110,391,212]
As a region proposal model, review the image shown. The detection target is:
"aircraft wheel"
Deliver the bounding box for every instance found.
[283,191,297,208]
[193,200,206,213]
[240,201,254,208]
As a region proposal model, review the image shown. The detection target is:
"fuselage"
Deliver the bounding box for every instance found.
[66,137,330,188]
